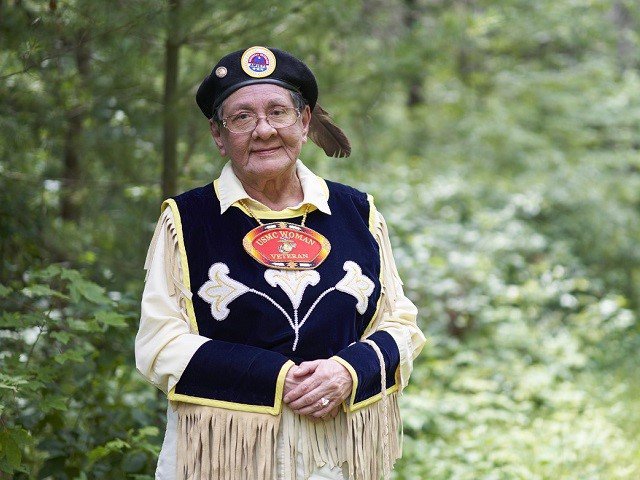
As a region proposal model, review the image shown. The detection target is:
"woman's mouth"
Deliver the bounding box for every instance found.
[252,147,281,155]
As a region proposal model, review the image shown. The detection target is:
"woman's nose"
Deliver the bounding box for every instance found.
[252,116,277,139]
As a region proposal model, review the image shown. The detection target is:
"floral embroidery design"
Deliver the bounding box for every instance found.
[197,261,374,351]
[265,270,320,350]
[198,263,250,320]
[336,261,375,314]
[264,270,320,309]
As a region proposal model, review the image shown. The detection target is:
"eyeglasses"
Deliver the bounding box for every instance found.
[222,107,301,134]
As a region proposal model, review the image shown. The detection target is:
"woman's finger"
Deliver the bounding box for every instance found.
[284,375,322,404]
[329,405,341,418]
[293,360,322,377]
[293,395,335,416]
[287,385,328,410]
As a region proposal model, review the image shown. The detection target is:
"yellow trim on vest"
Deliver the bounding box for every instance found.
[364,194,384,335]
[331,356,400,413]
[352,384,399,412]
[161,198,199,335]
[167,360,295,415]
[331,355,359,410]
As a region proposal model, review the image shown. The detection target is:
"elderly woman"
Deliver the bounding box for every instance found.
[136,46,425,480]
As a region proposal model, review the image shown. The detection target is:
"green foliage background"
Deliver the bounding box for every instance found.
[1,0,639,478]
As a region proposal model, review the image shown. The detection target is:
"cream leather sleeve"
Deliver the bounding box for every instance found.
[367,209,426,391]
[135,208,210,395]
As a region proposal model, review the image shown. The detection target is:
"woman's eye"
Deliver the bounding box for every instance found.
[233,113,252,121]
[270,108,286,117]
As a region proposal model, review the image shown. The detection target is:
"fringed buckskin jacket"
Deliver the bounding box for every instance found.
[135,160,426,480]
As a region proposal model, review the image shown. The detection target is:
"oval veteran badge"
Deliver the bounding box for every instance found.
[242,222,331,270]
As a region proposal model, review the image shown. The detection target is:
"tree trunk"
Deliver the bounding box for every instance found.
[61,32,90,222]
[61,110,83,221]
[403,0,424,107]
[612,1,634,71]
[454,0,477,86]
[161,0,181,200]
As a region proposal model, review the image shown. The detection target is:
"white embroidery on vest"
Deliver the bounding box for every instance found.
[197,261,374,350]
[265,270,320,351]
[264,270,320,309]
[198,263,250,320]
[335,261,375,314]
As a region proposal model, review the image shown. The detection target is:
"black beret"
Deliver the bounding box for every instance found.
[196,46,318,119]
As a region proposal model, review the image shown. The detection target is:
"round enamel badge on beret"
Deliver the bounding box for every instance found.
[241,46,276,78]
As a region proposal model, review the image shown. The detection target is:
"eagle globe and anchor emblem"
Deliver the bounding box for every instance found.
[278,237,297,254]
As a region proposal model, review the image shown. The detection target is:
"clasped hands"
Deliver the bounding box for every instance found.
[283,359,352,420]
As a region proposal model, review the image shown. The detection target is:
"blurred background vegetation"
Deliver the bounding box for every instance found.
[1,0,639,478]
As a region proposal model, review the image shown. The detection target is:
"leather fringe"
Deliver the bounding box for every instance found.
[176,405,280,480]
[175,395,401,480]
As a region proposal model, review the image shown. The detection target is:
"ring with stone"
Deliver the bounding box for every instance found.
[319,397,330,408]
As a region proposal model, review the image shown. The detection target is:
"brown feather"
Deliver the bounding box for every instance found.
[308,103,351,158]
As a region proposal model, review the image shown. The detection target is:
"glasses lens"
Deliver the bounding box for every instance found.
[226,113,257,133]
[267,107,298,128]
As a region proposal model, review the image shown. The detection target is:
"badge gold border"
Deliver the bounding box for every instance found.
[241,46,276,78]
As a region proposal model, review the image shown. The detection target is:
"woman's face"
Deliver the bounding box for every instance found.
[210,84,311,184]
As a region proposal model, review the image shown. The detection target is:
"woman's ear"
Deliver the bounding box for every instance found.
[300,105,311,143]
[209,119,226,156]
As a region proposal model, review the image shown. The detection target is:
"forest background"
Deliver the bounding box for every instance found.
[1,0,640,478]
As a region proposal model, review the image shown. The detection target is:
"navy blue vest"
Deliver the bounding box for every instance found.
[168,180,398,412]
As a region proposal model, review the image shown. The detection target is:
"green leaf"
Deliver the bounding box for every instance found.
[62,270,110,304]
[0,284,11,298]
[54,349,88,365]
[134,426,159,438]
[31,265,63,281]
[9,428,30,445]
[20,284,68,300]
[0,311,23,328]
[51,331,73,345]
[0,428,24,470]
[86,445,109,463]
[0,311,42,329]
[95,311,128,329]
[87,438,130,462]
[42,396,69,412]
[66,318,101,333]
[0,373,28,393]
[74,281,109,304]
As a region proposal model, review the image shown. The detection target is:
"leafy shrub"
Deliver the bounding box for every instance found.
[0,266,162,478]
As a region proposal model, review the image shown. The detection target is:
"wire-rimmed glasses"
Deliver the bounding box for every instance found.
[222,107,301,133]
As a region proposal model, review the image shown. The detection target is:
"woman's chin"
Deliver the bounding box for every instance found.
[245,154,297,178]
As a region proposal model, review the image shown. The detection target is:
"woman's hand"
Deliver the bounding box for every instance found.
[283,364,309,398]
[283,359,352,419]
